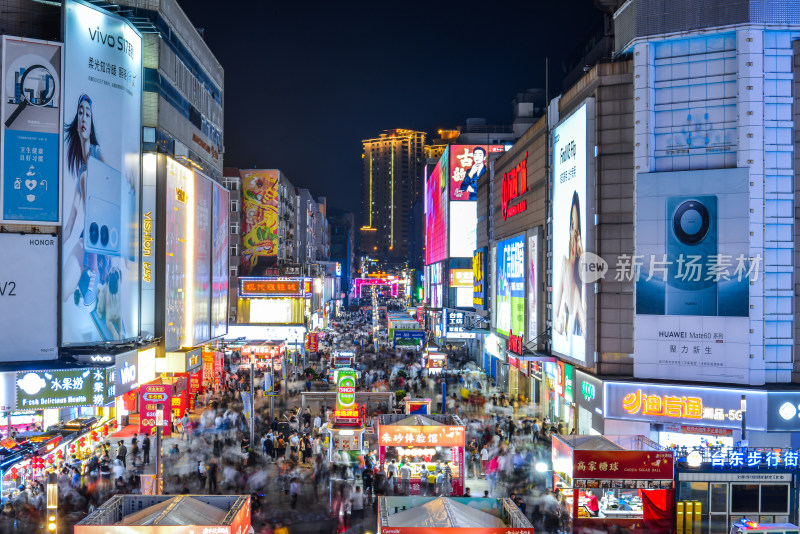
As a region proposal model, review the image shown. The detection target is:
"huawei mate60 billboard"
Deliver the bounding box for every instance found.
[635,168,750,384]
[61,0,142,344]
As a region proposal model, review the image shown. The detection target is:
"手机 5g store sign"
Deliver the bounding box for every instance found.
[605,381,767,431]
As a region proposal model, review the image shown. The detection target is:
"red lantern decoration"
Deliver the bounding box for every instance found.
[47,454,54,463]
[69,444,76,453]
[90,431,98,442]
[10,468,17,478]
[56,450,64,459]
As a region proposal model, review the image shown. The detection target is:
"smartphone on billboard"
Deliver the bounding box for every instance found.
[84,157,121,257]
[121,174,137,262]
[665,195,717,316]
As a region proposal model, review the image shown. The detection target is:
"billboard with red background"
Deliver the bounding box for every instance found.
[573,450,673,480]
[424,146,448,265]
[449,145,491,201]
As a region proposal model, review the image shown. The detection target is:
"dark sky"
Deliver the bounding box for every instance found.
[181,0,605,214]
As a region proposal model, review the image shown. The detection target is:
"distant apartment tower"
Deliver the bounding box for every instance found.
[360,129,427,264]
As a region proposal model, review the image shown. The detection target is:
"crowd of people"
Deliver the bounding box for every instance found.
[0,305,575,534]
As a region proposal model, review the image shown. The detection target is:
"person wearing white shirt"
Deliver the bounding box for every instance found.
[312,415,322,437]
[480,446,489,478]
[399,463,411,495]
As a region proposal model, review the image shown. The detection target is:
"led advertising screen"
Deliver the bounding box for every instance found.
[424,146,448,265]
[449,200,476,258]
[472,248,486,310]
[635,168,750,384]
[61,0,141,344]
[551,103,588,363]
[1,36,62,224]
[193,173,212,345]
[0,234,57,361]
[495,234,525,339]
[211,183,229,338]
[240,169,279,275]
[527,229,540,346]
[165,158,191,351]
[449,145,488,201]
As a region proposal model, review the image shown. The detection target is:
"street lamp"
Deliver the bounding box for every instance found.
[46,471,57,532]
[155,403,163,494]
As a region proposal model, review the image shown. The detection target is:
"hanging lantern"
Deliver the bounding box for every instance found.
[69,444,76,453]
[47,454,54,464]
[56,450,64,459]
[90,431,98,442]
[102,425,109,437]
[10,468,17,478]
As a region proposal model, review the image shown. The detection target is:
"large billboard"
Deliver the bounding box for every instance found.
[527,228,541,347]
[165,158,191,351]
[17,368,112,409]
[635,168,751,383]
[61,0,142,344]
[449,201,476,258]
[211,183,229,338]
[551,103,589,363]
[449,145,487,201]
[1,37,62,224]
[240,169,279,274]
[193,174,212,345]
[495,234,525,339]
[424,147,448,265]
[0,234,57,361]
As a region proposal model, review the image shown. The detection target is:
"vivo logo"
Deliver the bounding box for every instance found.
[120,363,136,384]
[91,355,113,363]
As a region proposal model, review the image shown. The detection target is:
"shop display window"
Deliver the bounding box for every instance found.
[710,483,727,513]
[384,446,460,479]
[759,485,790,514]
[731,484,760,514]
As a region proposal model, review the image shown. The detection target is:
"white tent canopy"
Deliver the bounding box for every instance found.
[387,498,505,528]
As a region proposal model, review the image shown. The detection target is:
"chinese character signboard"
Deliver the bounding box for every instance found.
[496,235,525,339]
[16,369,110,409]
[605,381,767,430]
[635,168,751,384]
[139,382,172,437]
[573,450,674,480]
[449,269,473,288]
[473,248,486,309]
[239,277,305,297]
[378,425,465,448]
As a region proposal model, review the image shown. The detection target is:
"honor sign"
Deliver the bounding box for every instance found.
[336,369,357,411]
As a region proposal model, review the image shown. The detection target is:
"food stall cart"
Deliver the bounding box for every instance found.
[553,434,675,533]
[424,350,447,375]
[377,414,466,496]
[377,496,532,533]
[326,368,367,464]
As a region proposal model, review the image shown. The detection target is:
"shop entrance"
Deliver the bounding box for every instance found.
[679,479,792,533]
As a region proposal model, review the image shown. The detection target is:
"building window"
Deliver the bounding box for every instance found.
[230,221,240,235]
[229,265,238,277]
[230,200,239,212]
[229,244,239,256]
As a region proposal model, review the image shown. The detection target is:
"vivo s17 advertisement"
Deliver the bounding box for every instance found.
[61,0,142,344]
[635,168,750,384]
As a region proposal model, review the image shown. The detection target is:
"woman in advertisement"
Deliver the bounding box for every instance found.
[61,93,124,340]
[553,191,586,342]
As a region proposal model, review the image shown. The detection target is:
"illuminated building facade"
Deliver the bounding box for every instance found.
[360,129,427,264]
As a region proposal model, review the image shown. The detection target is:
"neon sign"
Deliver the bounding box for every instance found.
[501,151,528,220]
[508,330,524,355]
[623,389,743,422]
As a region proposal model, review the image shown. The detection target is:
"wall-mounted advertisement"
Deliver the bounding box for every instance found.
[424,147,448,265]
[0,234,57,361]
[527,228,541,347]
[165,158,191,351]
[240,169,278,275]
[140,153,156,338]
[1,36,62,224]
[211,183,229,338]
[472,248,486,310]
[449,145,488,201]
[635,168,750,384]
[449,201,476,258]
[495,234,525,339]
[61,0,142,345]
[551,103,590,364]
[193,173,212,345]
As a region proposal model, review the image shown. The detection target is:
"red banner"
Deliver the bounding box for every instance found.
[307,332,319,352]
[202,352,215,384]
[681,425,732,436]
[381,529,532,534]
[378,425,465,448]
[214,352,224,383]
[139,382,172,437]
[573,450,673,480]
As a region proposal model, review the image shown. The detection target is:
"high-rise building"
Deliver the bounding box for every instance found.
[360,129,427,264]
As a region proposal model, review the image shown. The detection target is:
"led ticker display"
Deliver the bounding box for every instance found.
[354,277,399,298]
[239,277,308,297]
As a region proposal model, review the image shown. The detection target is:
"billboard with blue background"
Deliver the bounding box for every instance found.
[495,234,525,339]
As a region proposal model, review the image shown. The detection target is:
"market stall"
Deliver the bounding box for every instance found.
[378,414,466,496]
[377,496,532,534]
[425,351,447,375]
[552,434,675,533]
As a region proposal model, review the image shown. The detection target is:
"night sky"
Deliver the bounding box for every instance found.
[181,0,605,214]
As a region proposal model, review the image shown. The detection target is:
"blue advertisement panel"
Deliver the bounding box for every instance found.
[495,234,525,339]
[1,37,62,223]
[393,330,425,349]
